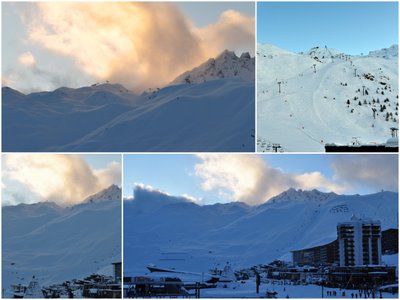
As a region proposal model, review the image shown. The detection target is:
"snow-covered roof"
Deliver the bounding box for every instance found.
[386,137,398,147]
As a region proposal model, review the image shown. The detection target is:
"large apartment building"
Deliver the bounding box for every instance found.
[337,216,381,267]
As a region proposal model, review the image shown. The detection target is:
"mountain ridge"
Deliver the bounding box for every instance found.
[257,43,398,152]
[3,49,255,152]
[169,49,255,86]
[124,187,398,275]
[2,185,122,288]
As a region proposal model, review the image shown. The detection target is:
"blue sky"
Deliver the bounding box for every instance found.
[123,154,398,205]
[258,2,398,54]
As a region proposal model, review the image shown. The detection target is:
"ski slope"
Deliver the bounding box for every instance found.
[124,187,398,276]
[257,44,398,152]
[2,185,121,290]
[3,50,255,152]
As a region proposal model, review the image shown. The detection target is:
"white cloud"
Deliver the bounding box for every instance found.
[182,193,202,204]
[194,154,349,205]
[195,10,255,58]
[3,154,121,206]
[95,161,121,190]
[294,171,348,194]
[194,154,399,205]
[18,51,36,66]
[133,182,169,195]
[131,183,199,204]
[2,74,18,87]
[22,3,254,91]
[330,154,398,192]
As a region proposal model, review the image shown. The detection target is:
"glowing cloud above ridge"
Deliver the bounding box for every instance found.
[20,2,254,91]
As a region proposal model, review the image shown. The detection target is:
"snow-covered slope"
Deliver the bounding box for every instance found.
[170,50,254,85]
[3,51,255,152]
[257,44,398,152]
[2,185,122,290]
[82,184,121,204]
[124,187,398,276]
[369,45,398,58]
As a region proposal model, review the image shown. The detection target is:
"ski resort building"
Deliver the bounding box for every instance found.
[328,266,397,289]
[112,262,122,282]
[292,220,395,268]
[292,240,338,266]
[337,216,382,267]
[381,229,398,254]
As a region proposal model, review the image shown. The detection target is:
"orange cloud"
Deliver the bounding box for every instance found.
[18,51,36,66]
[24,3,254,91]
[196,10,255,58]
[3,154,121,206]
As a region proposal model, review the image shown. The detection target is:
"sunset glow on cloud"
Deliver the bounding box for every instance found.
[18,52,36,66]
[193,154,396,205]
[6,2,254,92]
[3,154,121,206]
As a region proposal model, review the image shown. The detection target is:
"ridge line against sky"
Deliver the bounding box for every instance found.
[123,154,398,206]
[2,154,121,206]
[2,2,255,93]
[257,2,398,55]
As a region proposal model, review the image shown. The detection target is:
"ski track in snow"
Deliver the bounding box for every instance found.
[124,188,398,277]
[3,51,255,152]
[257,44,398,152]
[2,186,122,290]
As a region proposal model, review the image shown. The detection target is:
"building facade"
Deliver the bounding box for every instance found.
[381,228,398,254]
[292,240,338,266]
[337,216,381,267]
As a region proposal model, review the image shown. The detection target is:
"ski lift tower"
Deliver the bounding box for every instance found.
[372,108,377,119]
[351,137,361,146]
[277,81,282,94]
[272,143,282,153]
[390,127,398,137]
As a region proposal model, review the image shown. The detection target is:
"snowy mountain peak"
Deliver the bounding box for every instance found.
[216,49,237,60]
[257,42,398,152]
[305,46,344,61]
[124,189,397,277]
[368,44,398,58]
[169,49,254,86]
[82,184,121,204]
[2,86,26,100]
[240,52,251,59]
[257,43,295,57]
[89,82,132,93]
[3,187,121,289]
[266,188,338,204]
